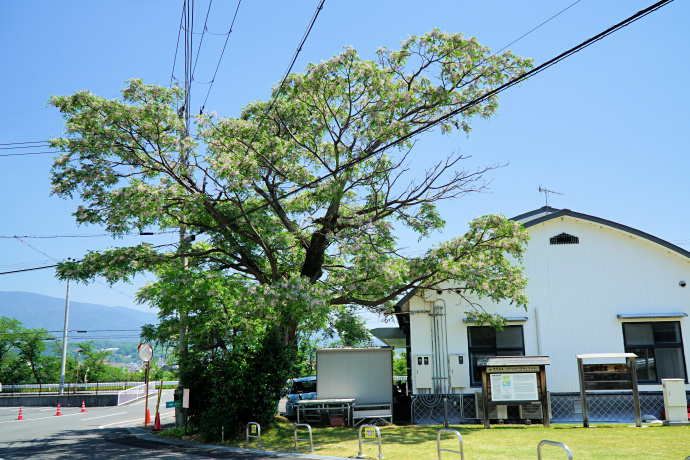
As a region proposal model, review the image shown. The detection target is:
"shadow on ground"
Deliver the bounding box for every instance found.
[0,427,310,459]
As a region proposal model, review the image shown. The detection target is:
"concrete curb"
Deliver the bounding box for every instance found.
[125,427,354,459]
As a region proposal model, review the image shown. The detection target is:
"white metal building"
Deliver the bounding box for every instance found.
[372,206,690,422]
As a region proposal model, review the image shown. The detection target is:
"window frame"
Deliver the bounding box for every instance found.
[467,325,526,387]
[621,321,688,384]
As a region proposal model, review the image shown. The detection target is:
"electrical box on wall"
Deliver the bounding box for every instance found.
[413,355,433,389]
[448,354,468,388]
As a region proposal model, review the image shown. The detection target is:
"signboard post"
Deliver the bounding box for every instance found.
[478,357,551,429]
[576,353,641,427]
[183,388,190,435]
[138,343,153,427]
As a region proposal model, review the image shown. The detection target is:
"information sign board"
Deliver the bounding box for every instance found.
[490,373,539,401]
[487,366,540,373]
[166,400,181,408]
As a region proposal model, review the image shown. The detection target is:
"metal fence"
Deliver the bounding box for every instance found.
[411,391,689,424]
[412,394,475,425]
[1,381,178,397]
[550,392,673,423]
[117,381,157,405]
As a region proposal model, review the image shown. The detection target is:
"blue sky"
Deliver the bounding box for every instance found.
[0,1,688,327]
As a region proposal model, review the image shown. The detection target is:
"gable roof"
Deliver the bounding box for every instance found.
[512,206,690,260]
[393,207,690,313]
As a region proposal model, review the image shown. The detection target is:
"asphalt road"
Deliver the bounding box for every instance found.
[0,392,338,459]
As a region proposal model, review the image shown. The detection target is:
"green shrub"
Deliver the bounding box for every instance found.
[185,330,295,441]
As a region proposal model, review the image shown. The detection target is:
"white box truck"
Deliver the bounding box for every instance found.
[316,347,394,424]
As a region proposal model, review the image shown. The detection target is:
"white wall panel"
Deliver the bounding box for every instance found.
[405,215,690,394]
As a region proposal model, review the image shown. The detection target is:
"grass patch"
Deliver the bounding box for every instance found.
[157,426,187,439]
[205,417,690,459]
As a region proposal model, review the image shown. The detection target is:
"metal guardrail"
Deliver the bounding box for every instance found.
[117,381,156,405]
[538,440,573,459]
[1,381,178,396]
[356,424,383,459]
[293,423,314,453]
[246,422,261,448]
[437,428,463,459]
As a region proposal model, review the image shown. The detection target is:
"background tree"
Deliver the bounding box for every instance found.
[73,341,111,382]
[0,317,29,384]
[393,351,407,376]
[0,317,53,383]
[50,30,532,438]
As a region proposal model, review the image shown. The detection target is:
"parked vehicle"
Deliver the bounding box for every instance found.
[284,376,316,418]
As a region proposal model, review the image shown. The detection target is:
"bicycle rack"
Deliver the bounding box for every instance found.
[437,428,464,460]
[356,424,383,459]
[293,423,314,453]
[538,440,573,460]
[245,422,261,448]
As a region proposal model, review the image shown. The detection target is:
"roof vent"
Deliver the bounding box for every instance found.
[550,233,579,245]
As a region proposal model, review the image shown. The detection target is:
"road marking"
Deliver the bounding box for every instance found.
[0,412,82,424]
[99,417,144,428]
[82,411,127,421]
[129,396,161,406]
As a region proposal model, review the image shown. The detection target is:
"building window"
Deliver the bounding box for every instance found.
[468,326,525,386]
[550,233,579,245]
[622,322,687,383]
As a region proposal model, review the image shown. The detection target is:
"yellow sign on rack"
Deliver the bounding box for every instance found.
[251,425,257,433]
[364,428,376,439]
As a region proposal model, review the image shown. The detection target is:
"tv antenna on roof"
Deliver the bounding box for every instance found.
[538,186,563,208]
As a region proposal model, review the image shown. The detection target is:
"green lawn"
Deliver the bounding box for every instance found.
[204,417,690,459]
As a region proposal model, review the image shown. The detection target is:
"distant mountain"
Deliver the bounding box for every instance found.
[0,291,157,341]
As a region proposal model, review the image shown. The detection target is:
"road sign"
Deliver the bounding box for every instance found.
[183,388,190,408]
[138,343,153,362]
[166,401,181,408]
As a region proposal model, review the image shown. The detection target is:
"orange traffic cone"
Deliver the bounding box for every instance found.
[154,412,161,430]
[81,401,86,413]
[145,409,151,424]
[55,403,62,416]
[17,407,24,420]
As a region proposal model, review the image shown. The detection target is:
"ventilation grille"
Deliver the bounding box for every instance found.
[550,233,579,245]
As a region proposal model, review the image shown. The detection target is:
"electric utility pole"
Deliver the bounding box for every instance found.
[174,1,194,426]
[58,275,71,395]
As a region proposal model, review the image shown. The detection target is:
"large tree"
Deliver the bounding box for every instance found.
[50,30,532,435]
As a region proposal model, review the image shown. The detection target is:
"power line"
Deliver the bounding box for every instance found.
[494,0,582,55]
[0,329,141,337]
[0,259,54,269]
[10,238,136,300]
[0,151,55,157]
[183,0,195,132]
[0,230,177,239]
[15,237,57,262]
[0,141,50,148]
[0,264,58,275]
[199,0,243,113]
[191,0,214,83]
[0,107,49,118]
[230,0,674,222]
[0,145,51,150]
[170,1,185,86]
[240,0,325,155]
[0,140,46,145]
